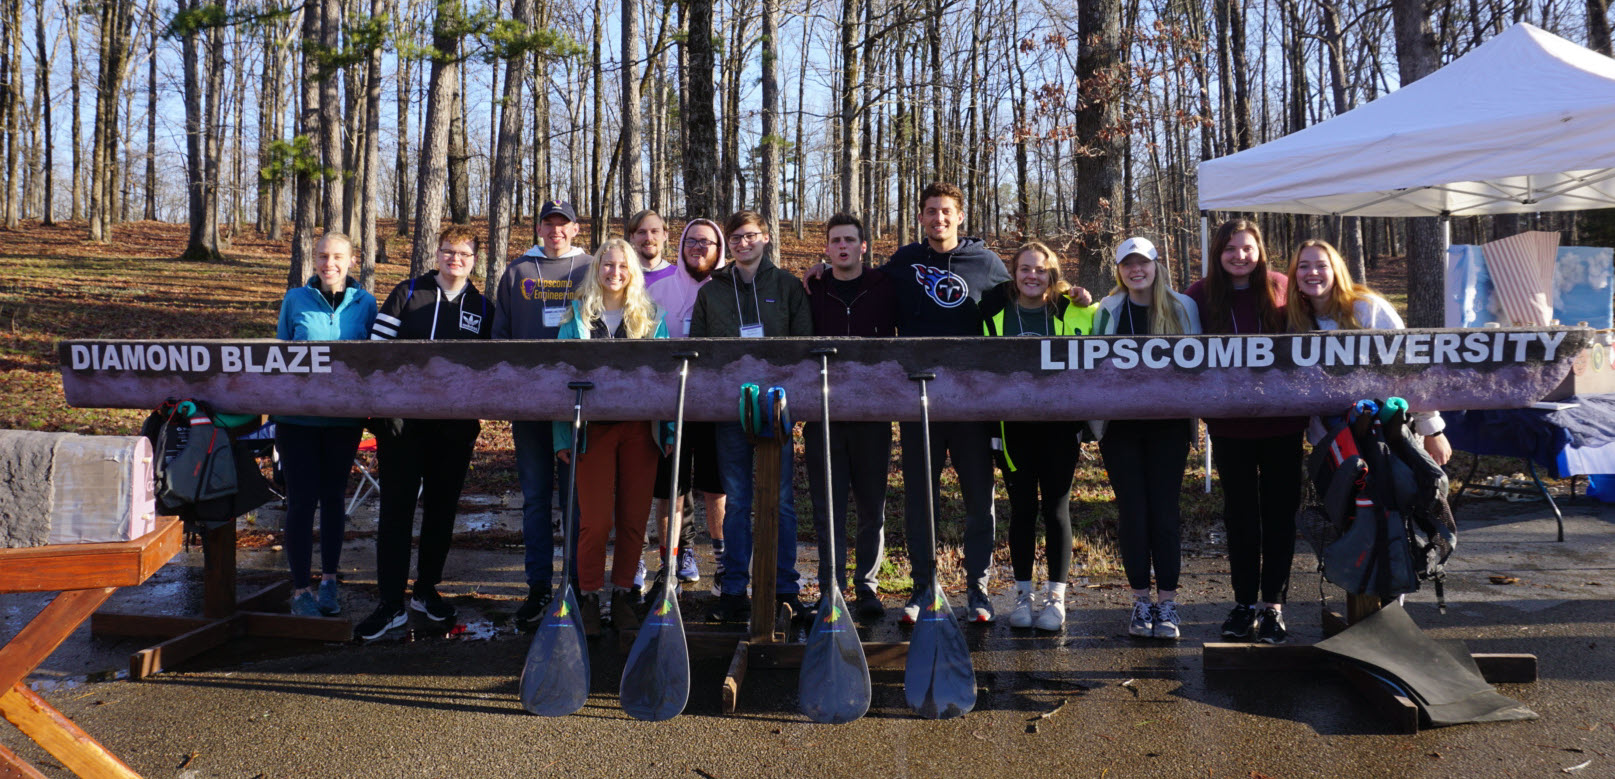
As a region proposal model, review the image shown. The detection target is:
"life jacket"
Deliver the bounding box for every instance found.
[141,398,273,530]
[1302,398,1457,608]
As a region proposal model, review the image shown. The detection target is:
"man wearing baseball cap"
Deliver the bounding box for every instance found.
[493,199,594,630]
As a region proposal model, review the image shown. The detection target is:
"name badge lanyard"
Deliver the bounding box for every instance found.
[542,255,579,328]
[734,273,764,338]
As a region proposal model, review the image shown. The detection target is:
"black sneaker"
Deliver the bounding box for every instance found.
[356,603,407,641]
[514,587,553,631]
[854,590,885,621]
[579,592,603,638]
[409,586,458,623]
[610,588,641,632]
[1257,607,1288,644]
[1220,603,1258,640]
[709,592,751,623]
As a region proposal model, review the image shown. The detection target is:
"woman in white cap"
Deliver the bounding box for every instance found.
[1091,237,1200,640]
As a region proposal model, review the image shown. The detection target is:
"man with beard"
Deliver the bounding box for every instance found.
[639,213,728,590]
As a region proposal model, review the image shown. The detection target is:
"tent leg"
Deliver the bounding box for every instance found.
[1199,213,1213,494]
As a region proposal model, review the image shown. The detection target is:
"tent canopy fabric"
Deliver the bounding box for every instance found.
[1197,24,1615,217]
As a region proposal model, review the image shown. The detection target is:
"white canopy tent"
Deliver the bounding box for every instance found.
[1190,23,1615,490]
[1197,23,1615,218]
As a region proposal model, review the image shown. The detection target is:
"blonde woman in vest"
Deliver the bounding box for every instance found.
[1092,237,1201,640]
[981,242,1097,631]
[554,238,672,637]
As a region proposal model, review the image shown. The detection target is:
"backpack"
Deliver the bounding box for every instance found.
[140,398,274,530]
[1301,398,1458,608]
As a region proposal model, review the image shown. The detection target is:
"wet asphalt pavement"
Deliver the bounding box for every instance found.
[4,498,1615,778]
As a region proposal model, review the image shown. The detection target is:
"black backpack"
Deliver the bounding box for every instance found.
[140,398,274,530]
[1300,399,1457,607]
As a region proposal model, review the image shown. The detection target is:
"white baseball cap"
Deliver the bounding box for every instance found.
[1114,237,1158,264]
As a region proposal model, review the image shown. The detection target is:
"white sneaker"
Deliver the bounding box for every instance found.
[1035,594,1066,632]
[1152,600,1181,640]
[1128,599,1154,637]
[900,597,921,625]
[1008,592,1035,628]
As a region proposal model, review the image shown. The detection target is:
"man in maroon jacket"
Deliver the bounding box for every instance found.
[804,213,899,620]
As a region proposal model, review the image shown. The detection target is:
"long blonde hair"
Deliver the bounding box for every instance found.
[1285,239,1373,330]
[569,238,661,338]
[1108,242,1189,335]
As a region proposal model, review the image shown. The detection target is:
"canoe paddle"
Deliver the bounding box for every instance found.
[903,372,977,720]
[799,347,872,724]
[518,380,593,716]
[620,351,698,721]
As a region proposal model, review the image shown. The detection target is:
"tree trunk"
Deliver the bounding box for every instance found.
[837,0,860,219]
[1392,0,1444,327]
[5,0,21,229]
[487,0,532,302]
[318,0,342,231]
[446,56,469,223]
[588,0,603,246]
[88,0,133,242]
[33,0,51,225]
[289,1,321,288]
[1225,0,1253,150]
[682,0,716,217]
[66,0,80,221]
[180,0,221,260]
[358,0,385,291]
[1073,0,1124,293]
[758,0,779,242]
[395,34,412,235]
[620,0,643,215]
[793,14,807,238]
[408,0,460,276]
[1588,0,1612,55]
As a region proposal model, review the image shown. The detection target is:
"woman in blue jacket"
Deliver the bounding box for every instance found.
[554,238,672,636]
[273,233,377,617]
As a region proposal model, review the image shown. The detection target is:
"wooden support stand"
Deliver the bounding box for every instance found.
[90,521,350,680]
[0,518,183,779]
[1202,593,1537,733]
[627,420,908,715]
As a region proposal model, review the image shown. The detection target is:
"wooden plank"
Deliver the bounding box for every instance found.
[0,739,51,779]
[617,628,747,658]
[721,640,750,715]
[0,683,141,779]
[129,617,240,681]
[201,524,236,620]
[1322,609,1350,637]
[749,641,909,670]
[1201,642,1332,672]
[236,581,291,612]
[0,519,181,593]
[0,589,116,694]
[1473,653,1538,684]
[1336,662,1421,734]
[90,613,211,640]
[58,330,1585,422]
[242,612,354,642]
[749,440,782,644]
[1346,594,1383,625]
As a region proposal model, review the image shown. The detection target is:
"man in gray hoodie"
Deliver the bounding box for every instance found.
[493,200,594,630]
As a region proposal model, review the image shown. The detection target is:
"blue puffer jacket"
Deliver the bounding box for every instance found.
[273,276,377,427]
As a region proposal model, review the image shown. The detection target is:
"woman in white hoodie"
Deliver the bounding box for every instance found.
[1091,237,1200,641]
[1284,239,1451,465]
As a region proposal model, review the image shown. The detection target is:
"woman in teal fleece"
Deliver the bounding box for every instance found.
[273,233,377,617]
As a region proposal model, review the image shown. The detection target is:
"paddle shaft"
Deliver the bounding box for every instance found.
[562,381,592,592]
[665,353,696,565]
[813,349,837,577]
[912,373,938,569]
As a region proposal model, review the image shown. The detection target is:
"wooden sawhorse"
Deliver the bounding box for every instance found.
[0,518,182,778]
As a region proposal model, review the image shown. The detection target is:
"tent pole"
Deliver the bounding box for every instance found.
[1200,212,1212,494]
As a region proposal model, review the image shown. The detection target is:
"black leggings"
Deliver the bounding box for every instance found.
[375,419,481,605]
[277,422,363,589]
[1100,420,1190,592]
[1210,432,1304,605]
[997,422,1080,584]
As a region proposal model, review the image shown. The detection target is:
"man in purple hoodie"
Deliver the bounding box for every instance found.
[804,213,897,621]
[642,215,729,589]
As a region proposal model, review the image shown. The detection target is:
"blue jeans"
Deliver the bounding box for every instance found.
[513,420,576,592]
[714,421,800,596]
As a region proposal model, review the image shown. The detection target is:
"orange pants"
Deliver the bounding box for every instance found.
[574,422,660,592]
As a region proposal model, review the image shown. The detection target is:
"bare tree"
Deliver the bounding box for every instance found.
[33,0,52,225]
[407,0,463,276]
[487,0,535,300]
[88,0,135,242]
[1392,0,1444,327]
[620,0,643,215]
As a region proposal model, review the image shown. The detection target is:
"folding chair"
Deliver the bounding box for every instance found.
[347,433,382,515]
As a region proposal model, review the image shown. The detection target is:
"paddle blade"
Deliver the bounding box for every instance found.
[904,583,976,719]
[517,586,591,716]
[619,582,691,721]
[799,588,871,724]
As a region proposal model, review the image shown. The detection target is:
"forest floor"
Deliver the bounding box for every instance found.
[0,217,1553,591]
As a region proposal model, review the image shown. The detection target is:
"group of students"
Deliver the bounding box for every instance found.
[272,182,1451,647]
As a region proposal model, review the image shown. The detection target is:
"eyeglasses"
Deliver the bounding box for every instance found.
[438,250,475,259]
[682,239,717,250]
[729,232,766,245]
